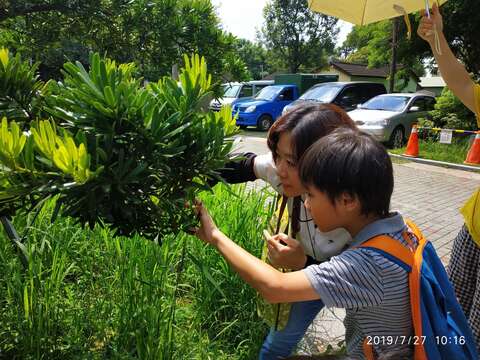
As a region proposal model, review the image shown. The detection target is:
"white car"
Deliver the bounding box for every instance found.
[348,93,436,148]
[209,80,274,112]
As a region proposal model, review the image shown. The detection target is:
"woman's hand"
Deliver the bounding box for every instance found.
[417,2,443,45]
[194,201,220,246]
[266,233,307,270]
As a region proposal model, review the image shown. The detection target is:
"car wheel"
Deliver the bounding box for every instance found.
[388,126,405,148]
[257,115,273,131]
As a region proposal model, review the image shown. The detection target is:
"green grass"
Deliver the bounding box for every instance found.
[0,184,274,359]
[390,134,473,165]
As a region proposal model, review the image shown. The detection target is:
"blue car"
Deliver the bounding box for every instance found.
[232,85,300,131]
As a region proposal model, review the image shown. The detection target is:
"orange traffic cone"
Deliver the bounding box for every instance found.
[404,125,419,158]
[464,132,480,166]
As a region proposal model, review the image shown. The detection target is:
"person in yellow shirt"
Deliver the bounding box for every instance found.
[419,3,480,350]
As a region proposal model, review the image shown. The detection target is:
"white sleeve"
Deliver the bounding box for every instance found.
[253,153,282,192]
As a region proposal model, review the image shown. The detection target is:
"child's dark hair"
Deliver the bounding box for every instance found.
[267,103,357,163]
[299,128,394,218]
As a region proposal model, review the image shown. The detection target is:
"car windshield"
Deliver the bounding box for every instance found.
[299,83,342,102]
[223,84,242,98]
[254,86,281,101]
[361,96,410,111]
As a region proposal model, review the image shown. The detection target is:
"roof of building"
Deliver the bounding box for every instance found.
[329,60,392,78]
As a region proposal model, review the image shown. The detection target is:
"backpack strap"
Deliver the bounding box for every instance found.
[358,218,427,269]
[363,338,376,360]
[359,235,414,271]
[359,221,429,360]
[359,234,415,360]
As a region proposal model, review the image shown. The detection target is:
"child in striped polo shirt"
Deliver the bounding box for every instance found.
[194,128,415,359]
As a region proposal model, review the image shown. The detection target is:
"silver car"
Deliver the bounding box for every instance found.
[348,93,436,148]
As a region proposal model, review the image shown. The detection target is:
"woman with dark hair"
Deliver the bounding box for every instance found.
[216,103,358,359]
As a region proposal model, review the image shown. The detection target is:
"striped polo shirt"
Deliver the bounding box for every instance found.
[303,213,417,359]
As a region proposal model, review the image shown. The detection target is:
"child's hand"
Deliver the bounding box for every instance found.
[266,233,307,270]
[418,2,443,44]
[193,200,220,246]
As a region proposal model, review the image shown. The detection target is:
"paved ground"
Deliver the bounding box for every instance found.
[234,130,480,355]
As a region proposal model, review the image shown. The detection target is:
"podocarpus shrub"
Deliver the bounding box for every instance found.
[0,48,49,123]
[0,50,237,241]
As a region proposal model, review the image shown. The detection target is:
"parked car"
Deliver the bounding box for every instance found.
[209,80,274,112]
[232,85,300,131]
[348,93,436,148]
[282,81,387,115]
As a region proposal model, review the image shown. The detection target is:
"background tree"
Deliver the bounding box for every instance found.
[260,0,338,73]
[0,0,245,82]
[221,51,252,82]
[0,0,98,21]
[234,38,272,80]
[441,0,480,77]
[340,18,427,90]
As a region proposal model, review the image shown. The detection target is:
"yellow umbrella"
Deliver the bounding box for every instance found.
[308,0,446,52]
[307,0,447,26]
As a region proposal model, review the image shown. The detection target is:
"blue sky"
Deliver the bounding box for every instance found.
[211,0,353,46]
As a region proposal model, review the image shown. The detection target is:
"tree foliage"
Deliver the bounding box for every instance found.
[260,0,338,73]
[0,0,246,82]
[234,39,272,80]
[0,50,237,241]
[441,0,480,77]
[340,17,427,88]
[0,0,99,22]
[221,50,252,82]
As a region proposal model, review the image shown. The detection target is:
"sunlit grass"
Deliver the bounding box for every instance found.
[0,184,274,359]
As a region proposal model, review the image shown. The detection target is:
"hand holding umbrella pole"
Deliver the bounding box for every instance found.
[424,0,442,54]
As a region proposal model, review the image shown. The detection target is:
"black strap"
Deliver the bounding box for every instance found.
[274,195,301,242]
[291,196,301,239]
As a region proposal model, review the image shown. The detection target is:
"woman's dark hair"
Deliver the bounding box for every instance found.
[267,103,357,163]
[299,128,394,218]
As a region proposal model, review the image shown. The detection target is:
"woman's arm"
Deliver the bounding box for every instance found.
[210,152,257,185]
[418,3,476,113]
[195,203,320,304]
